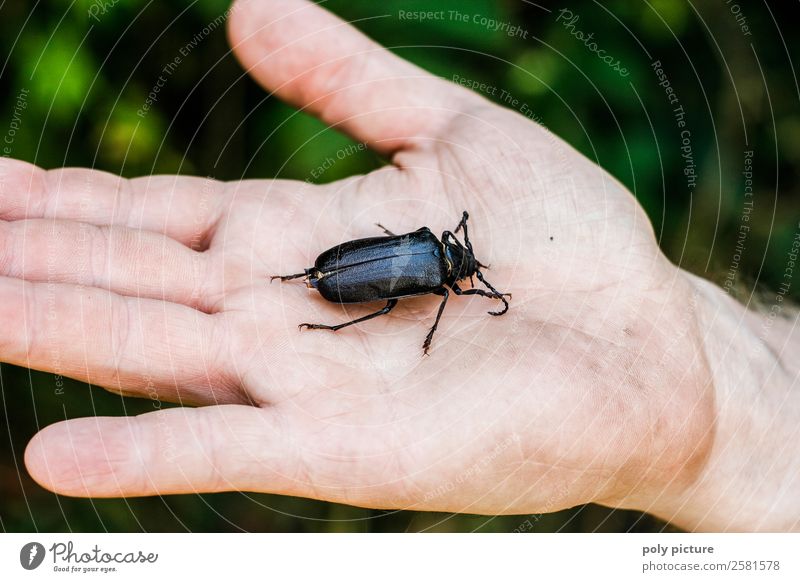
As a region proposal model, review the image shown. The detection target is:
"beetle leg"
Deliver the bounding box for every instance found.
[474,271,510,316]
[270,272,307,283]
[375,223,397,236]
[422,288,450,355]
[299,299,398,332]
[452,282,510,299]
[451,281,511,308]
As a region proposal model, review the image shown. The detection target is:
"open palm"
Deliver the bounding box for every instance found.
[5,0,714,517]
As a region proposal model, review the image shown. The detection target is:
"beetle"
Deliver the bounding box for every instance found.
[271,211,510,354]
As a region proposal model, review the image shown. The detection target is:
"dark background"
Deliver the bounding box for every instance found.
[1,0,797,532]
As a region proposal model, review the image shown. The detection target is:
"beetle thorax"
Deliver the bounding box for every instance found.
[443,239,477,283]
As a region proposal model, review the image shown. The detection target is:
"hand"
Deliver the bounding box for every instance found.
[0,0,769,526]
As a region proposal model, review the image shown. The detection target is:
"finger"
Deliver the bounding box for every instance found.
[24,406,403,505]
[0,158,226,248]
[0,218,218,311]
[25,406,300,497]
[0,276,236,405]
[228,0,482,156]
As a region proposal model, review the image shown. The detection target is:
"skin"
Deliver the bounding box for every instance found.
[1,0,797,531]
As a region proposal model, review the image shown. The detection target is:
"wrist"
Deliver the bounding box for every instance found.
[649,272,800,531]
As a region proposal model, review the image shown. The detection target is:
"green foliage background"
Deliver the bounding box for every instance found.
[1,0,797,532]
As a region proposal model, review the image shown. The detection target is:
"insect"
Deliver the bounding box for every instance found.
[271,211,510,354]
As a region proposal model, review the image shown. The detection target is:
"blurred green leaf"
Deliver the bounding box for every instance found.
[20,29,96,123]
[640,0,690,38]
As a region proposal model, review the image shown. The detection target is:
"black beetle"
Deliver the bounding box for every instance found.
[272,211,510,354]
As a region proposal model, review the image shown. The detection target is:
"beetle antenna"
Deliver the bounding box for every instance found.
[454,211,475,257]
[454,211,469,233]
[475,270,510,316]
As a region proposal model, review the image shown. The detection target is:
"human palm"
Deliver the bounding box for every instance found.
[5,0,713,516]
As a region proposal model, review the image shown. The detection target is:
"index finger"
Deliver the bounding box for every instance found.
[0,159,226,249]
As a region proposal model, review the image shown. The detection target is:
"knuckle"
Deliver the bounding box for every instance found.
[204,314,239,396]
[0,222,16,276]
[107,295,134,370]
[194,252,220,311]
[17,283,42,362]
[88,224,112,287]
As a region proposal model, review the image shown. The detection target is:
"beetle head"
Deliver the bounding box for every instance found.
[443,211,510,316]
